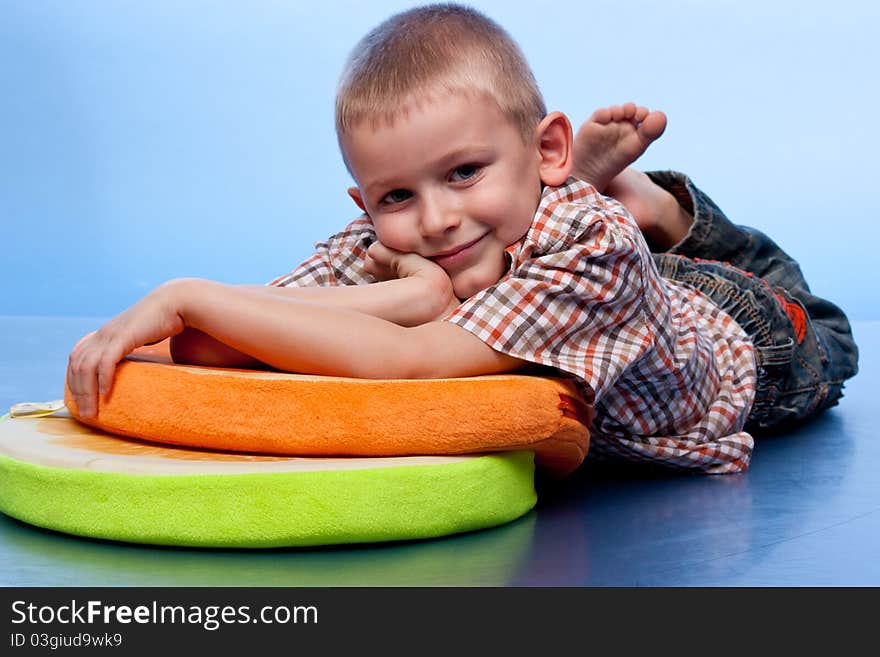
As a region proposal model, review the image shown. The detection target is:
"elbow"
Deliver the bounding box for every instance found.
[170,327,266,370]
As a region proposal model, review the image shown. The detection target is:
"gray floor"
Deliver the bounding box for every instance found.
[1,315,877,586]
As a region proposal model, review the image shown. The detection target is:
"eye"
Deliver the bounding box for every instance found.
[381,189,412,205]
[450,164,480,182]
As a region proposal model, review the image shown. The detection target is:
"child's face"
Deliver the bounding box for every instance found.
[342,92,545,299]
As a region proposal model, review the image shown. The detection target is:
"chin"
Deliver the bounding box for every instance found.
[452,255,507,299]
[452,274,494,300]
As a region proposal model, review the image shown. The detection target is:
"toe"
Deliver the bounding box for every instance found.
[590,107,612,124]
[639,111,668,140]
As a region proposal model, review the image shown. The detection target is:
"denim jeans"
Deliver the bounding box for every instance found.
[646,171,859,433]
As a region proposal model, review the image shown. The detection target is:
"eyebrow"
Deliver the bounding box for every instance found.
[364,146,492,196]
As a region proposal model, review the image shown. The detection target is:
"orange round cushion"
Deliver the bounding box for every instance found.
[64,351,592,477]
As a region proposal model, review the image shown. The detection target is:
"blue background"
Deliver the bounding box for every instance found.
[2,0,877,320]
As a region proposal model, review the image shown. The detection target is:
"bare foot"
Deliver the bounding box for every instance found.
[572,103,667,192]
[605,168,693,251]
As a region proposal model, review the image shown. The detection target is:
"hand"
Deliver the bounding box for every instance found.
[67,280,188,418]
[365,242,437,281]
[365,242,460,322]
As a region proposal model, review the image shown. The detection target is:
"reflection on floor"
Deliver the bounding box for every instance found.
[1,316,877,585]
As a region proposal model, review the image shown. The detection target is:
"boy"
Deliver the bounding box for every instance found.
[66,4,857,474]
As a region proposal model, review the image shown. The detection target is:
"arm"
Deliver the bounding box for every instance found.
[181,279,523,379]
[170,242,460,368]
[264,241,458,326]
[265,217,451,326]
[245,272,447,327]
[67,277,523,418]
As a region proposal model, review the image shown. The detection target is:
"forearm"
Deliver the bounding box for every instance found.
[175,279,420,378]
[171,278,521,380]
[248,277,450,328]
[168,278,444,369]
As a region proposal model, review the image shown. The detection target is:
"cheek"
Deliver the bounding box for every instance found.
[469,188,515,225]
[469,174,540,241]
[473,195,534,243]
[372,220,415,252]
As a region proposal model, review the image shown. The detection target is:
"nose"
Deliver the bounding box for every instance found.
[419,190,461,238]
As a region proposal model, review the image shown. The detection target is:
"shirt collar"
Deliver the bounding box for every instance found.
[504,177,601,269]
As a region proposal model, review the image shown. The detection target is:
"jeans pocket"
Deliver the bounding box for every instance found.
[748,337,795,427]
[756,337,795,368]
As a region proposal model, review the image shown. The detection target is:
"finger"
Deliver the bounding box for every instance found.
[67,331,97,399]
[97,342,125,396]
[65,358,78,411]
[367,241,397,266]
[69,336,110,419]
[97,361,115,398]
[67,346,87,414]
[365,244,395,280]
[364,254,387,280]
[71,353,99,418]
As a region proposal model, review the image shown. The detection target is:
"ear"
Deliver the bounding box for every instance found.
[535,111,573,187]
[347,186,368,214]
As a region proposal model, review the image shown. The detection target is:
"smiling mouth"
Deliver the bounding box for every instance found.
[429,234,487,262]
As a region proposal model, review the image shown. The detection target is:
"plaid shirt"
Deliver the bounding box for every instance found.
[269,178,757,474]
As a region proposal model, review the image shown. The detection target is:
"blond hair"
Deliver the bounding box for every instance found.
[335,3,547,144]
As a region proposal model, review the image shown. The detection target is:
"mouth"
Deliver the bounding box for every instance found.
[428,234,488,268]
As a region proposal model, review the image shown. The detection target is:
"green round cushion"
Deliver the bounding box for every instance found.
[0,412,536,548]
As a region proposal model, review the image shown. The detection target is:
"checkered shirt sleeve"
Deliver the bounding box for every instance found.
[444,179,757,474]
[267,215,377,287]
